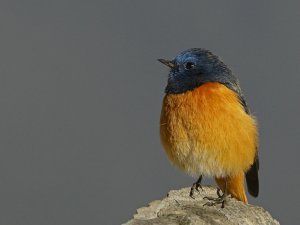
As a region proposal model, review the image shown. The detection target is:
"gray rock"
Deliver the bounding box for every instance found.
[123,186,280,225]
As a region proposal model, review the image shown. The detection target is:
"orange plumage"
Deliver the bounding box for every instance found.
[160,82,258,203]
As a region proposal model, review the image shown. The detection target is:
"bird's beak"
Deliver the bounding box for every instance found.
[157,59,175,69]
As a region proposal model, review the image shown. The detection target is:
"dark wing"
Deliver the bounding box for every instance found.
[225,82,260,197]
[238,94,259,197]
[245,155,259,197]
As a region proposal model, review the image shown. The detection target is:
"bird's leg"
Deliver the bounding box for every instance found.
[203,179,228,208]
[189,175,203,199]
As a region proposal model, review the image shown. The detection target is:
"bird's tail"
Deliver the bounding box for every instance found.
[214,173,248,203]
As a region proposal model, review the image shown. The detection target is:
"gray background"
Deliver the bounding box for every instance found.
[0,1,299,224]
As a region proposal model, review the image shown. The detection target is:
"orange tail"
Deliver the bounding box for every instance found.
[215,173,248,203]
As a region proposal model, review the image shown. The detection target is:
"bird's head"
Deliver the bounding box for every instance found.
[158,48,239,94]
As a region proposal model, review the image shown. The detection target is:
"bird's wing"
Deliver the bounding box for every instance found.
[224,81,260,197]
[245,155,259,197]
[238,94,259,197]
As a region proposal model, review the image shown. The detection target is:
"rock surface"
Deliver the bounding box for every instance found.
[123,186,280,225]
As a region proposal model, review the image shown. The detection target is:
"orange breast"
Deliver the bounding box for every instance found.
[160,82,257,177]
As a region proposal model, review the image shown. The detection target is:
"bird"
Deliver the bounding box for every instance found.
[158,48,259,207]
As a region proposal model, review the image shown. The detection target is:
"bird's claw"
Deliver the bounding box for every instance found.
[203,189,227,208]
[189,176,203,199]
[189,182,203,198]
[203,196,226,208]
[217,188,222,197]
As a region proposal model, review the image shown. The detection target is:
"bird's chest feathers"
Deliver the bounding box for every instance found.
[161,83,244,146]
[160,82,257,177]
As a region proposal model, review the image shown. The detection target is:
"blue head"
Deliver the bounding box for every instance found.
[158,48,240,95]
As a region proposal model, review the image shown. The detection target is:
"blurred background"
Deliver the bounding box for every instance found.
[0,1,299,224]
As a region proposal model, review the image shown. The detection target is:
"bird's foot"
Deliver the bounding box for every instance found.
[189,179,203,199]
[203,188,227,208]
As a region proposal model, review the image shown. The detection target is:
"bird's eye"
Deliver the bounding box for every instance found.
[184,62,195,70]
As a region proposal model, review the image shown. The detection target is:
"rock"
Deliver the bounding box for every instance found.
[123,186,280,225]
